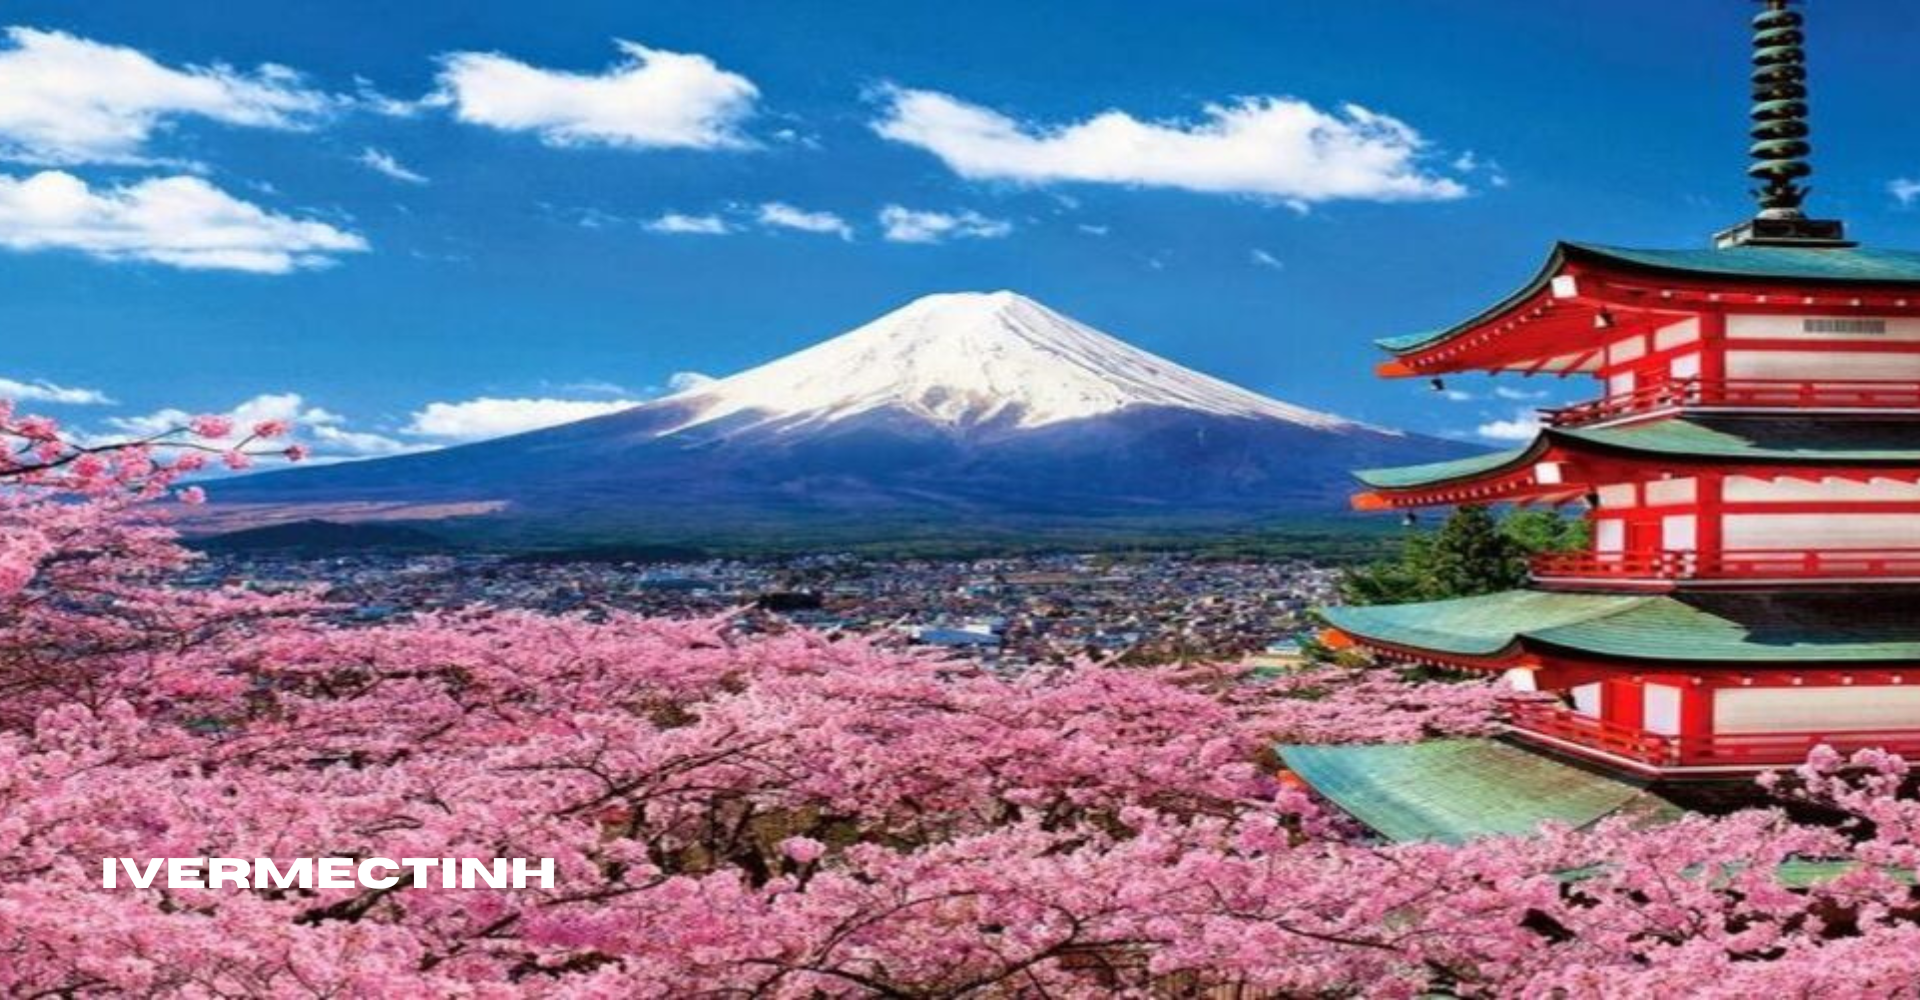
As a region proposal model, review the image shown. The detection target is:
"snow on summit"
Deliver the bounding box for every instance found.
[663,290,1369,436]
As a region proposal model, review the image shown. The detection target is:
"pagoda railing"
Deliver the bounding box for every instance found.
[1504,701,1920,770]
[1531,548,1920,584]
[1541,377,1920,427]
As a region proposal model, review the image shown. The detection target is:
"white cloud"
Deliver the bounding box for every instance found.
[1438,388,1475,403]
[1476,408,1543,443]
[667,371,716,393]
[877,204,1011,244]
[756,201,852,239]
[1249,248,1284,270]
[0,170,367,272]
[1076,223,1110,236]
[1892,178,1920,208]
[1493,385,1547,401]
[0,375,111,405]
[352,76,420,118]
[645,211,730,235]
[306,424,419,458]
[431,40,757,151]
[357,147,428,184]
[404,397,641,441]
[0,27,333,165]
[104,393,414,461]
[553,378,632,396]
[871,86,1467,203]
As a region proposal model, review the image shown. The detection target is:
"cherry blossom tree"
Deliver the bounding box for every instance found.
[5,398,1920,997]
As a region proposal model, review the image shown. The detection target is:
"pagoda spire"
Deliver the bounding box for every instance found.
[1748,0,1813,215]
[1715,0,1853,248]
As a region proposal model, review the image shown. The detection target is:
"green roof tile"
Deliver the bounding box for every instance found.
[1374,328,1447,352]
[1564,415,1920,463]
[1355,446,1536,490]
[1323,590,1642,657]
[1322,589,1920,664]
[1570,242,1920,284]
[1354,415,1920,493]
[1278,739,1679,844]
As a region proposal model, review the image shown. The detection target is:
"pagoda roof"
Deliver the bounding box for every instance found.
[1354,414,1920,492]
[1376,241,1920,367]
[1572,243,1920,284]
[1322,588,1920,665]
[1277,739,1679,844]
[1356,446,1534,491]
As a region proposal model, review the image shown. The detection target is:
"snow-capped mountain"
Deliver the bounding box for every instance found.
[657,291,1370,438]
[205,292,1475,546]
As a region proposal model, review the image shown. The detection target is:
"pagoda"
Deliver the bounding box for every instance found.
[1321,0,1920,778]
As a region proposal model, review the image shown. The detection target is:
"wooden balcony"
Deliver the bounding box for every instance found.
[1505,700,1920,774]
[1541,377,1920,428]
[1530,548,1920,587]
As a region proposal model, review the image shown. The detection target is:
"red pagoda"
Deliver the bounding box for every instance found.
[1322,0,1920,778]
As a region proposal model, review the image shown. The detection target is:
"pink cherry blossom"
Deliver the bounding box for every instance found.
[15,415,59,439]
[251,419,292,439]
[781,836,827,864]
[4,392,1920,997]
[189,414,234,439]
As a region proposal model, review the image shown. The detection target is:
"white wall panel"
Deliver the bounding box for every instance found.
[1727,314,1920,341]
[1645,477,1697,506]
[1595,519,1626,553]
[1725,476,1920,503]
[1716,687,1920,733]
[1571,683,1602,718]
[1726,350,1920,381]
[1644,685,1682,736]
[1662,515,1698,551]
[1596,483,1638,509]
[1607,334,1648,365]
[1655,318,1701,350]
[1723,514,1920,550]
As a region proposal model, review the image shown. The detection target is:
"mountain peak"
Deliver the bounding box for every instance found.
[899,288,1031,311]
[204,290,1467,540]
[662,290,1371,437]
[880,289,1056,334]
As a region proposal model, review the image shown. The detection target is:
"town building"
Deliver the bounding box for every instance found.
[1321,0,1920,778]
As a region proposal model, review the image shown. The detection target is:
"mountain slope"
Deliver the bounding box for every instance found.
[658,290,1365,436]
[207,292,1477,545]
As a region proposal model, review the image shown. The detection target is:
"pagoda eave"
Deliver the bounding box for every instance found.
[1377,242,1920,377]
[1322,589,1920,669]
[1353,415,1920,511]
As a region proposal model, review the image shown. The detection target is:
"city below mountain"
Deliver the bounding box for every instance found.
[201,292,1477,548]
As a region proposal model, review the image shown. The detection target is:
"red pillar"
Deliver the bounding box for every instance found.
[1697,472,1724,571]
[1604,678,1644,730]
[1697,310,1728,400]
[1680,683,1715,762]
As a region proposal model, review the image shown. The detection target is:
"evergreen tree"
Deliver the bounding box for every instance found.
[1501,508,1592,555]
[1340,506,1586,606]
[1426,505,1525,598]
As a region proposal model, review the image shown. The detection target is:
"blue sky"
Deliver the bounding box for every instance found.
[3,0,1918,457]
